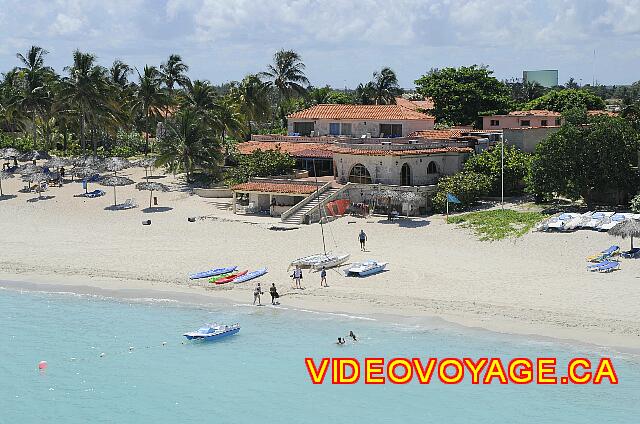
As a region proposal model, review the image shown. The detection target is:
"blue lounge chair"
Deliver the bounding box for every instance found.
[621,247,640,258]
[586,245,620,262]
[587,260,612,271]
[598,261,620,273]
[85,189,105,198]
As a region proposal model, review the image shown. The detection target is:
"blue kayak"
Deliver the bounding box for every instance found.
[189,266,237,280]
[233,268,268,283]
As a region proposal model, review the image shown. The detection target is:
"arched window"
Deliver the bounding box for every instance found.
[427,161,438,174]
[348,163,372,184]
[401,163,411,186]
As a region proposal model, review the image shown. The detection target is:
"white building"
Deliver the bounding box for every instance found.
[287,104,435,138]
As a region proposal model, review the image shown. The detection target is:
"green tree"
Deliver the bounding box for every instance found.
[156,109,222,182]
[181,79,218,113]
[160,54,190,93]
[372,67,401,105]
[133,66,168,154]
[433,171,493,212]
[415,65,511,125]
[226,148,295,185]
[528,114,640,205]
[231,75,271,140]
[63,50,111,156]
[463,143,532,196]
[524,89,605,112]
[261,49,309,126]
[354,81,376,105]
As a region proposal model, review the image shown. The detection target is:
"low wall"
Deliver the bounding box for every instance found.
[193,188,233,198]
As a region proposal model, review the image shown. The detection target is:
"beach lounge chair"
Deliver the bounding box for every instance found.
[598,261,620,273]
[586,245,620,262]
[115,199,137,210]
[621,247,640,258]
[85,189,105,198]
[587,260,612,271]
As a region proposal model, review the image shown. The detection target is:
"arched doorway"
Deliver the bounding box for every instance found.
[401,163,411,186]
[427,161,438,174]
[348,163,372,184]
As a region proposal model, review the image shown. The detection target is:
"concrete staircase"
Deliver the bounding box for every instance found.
[281,187,341,225]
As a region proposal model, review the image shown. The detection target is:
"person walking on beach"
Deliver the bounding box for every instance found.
[293,265,303,289]
[253,283,264,305]
[359,229,367,251]
[320,266,328,287]
[270,283,280,305]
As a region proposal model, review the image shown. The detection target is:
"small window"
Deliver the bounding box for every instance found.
[541,119,548,126]
[341,123,352,136]
[293,122,314,136]
[520,120,531,127]
[427,161,438,174]
[490,119,500,126]
[379,123,402,138]
[555,118,561,126]
[329,123,340,135]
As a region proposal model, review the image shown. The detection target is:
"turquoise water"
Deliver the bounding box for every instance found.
[1,288,638,423]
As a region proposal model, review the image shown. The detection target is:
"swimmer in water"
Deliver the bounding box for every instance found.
[337,337,345,345]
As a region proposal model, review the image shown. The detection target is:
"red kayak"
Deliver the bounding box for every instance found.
[215,270,247,284]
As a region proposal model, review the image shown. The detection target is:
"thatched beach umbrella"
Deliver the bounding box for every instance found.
[136,157,158,181]
[608,219,640,249]
[26,172,48,199]
[19,150,50,163]
[100,175,134,206]
[71,166,100,192]
[18,164,43,190]
[73,156,103,169]
[103,157,131,176]
[1,147,20,160]
[0,170,14,196]
[45,157,69,169]
[136,181,169,208]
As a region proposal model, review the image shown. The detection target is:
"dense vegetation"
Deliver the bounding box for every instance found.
[447,209,545,241]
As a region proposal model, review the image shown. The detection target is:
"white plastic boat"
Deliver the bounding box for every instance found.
[597,213,634,231]
[291,252,349,269]
[583,211,615,229]
[183,323,240,341]
[344,260,387,277]
[311,253,350,270]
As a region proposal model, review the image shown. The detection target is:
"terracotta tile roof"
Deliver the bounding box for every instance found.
[587,110,618,116]
[231,182,319,194]
[508,110,562,117]
[394,97,435,111]
[332,146,473,157]
[237,141,333,158]
[288,104,434,120]
[409,129,464,139]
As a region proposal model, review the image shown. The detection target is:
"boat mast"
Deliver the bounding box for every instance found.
[313,159,327,255]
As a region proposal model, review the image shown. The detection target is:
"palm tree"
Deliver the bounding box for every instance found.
[156,109,222,182]
[209,96,245,163]
[181,79,218,113]
[230,74,270,140]
[133,66,168,155]
[261,49,309,126]
[110,60,132,88]
[354,82,376,105]
[372,67,400,105]
[160,54,190,93]
[13,46,54,150]
[63,50,111,156]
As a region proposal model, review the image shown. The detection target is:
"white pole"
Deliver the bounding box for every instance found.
[446,196,449,221]
[501,140,504,210]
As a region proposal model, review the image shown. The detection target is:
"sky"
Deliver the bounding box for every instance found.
[0,0,639,89]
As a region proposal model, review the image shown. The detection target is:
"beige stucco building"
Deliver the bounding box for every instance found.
[287,104,435,138]
[482,110,562,130]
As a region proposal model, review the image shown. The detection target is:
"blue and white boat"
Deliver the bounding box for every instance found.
[189,266,237,280]
[344,260,387,277]
[183,323,240,341]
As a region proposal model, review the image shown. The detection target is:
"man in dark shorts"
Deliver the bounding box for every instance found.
[270,283,280,305]
[359,230,367,251]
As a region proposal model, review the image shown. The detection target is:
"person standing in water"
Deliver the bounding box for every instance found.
[349,331,357,341]
[359,229,367,251]
[253,283,263,305]
[320,266,328,287]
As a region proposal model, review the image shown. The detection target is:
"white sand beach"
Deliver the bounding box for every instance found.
[1,167,639,351]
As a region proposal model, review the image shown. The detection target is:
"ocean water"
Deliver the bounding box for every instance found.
[1,288,638,424]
